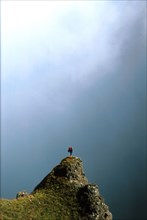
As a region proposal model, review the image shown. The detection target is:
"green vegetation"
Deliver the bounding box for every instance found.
[0,157,82,220]
[0,157,112,219]
[0,188,80,220]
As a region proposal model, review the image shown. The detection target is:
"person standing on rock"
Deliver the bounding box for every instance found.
[68,146,73,157]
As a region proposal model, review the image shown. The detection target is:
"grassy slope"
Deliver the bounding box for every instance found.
[0,157,82,220]
[0,189,81,220]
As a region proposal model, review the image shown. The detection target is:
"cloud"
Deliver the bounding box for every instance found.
[2,1,145,84]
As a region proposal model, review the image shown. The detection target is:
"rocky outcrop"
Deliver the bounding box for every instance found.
[77,184,112,220]
[33,156,112,220]
[34,157,88,190]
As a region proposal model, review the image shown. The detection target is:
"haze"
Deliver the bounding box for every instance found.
[1,1,146,219]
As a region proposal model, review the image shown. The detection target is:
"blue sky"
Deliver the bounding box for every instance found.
[1,1,146,219]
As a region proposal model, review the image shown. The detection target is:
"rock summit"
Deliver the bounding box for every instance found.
[33,156,112,220]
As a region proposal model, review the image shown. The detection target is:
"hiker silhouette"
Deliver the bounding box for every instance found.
[68,146,73,156]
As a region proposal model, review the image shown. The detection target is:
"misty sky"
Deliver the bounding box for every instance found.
[1,1,146,219]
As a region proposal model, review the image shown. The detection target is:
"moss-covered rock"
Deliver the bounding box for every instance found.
[0,156,112,220]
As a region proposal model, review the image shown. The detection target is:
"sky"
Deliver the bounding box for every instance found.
[1,1,146,219]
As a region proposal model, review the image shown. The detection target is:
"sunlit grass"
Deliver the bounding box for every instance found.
[0,187,80,220]
[0,157,86,219]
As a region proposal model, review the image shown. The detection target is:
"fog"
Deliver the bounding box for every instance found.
[1,1,146,219]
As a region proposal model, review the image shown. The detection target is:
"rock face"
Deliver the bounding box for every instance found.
[77,185,112,220]
[34,156,112,220]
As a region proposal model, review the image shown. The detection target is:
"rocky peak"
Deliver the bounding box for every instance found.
[33,156,112,220]
[34,156,88,191]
